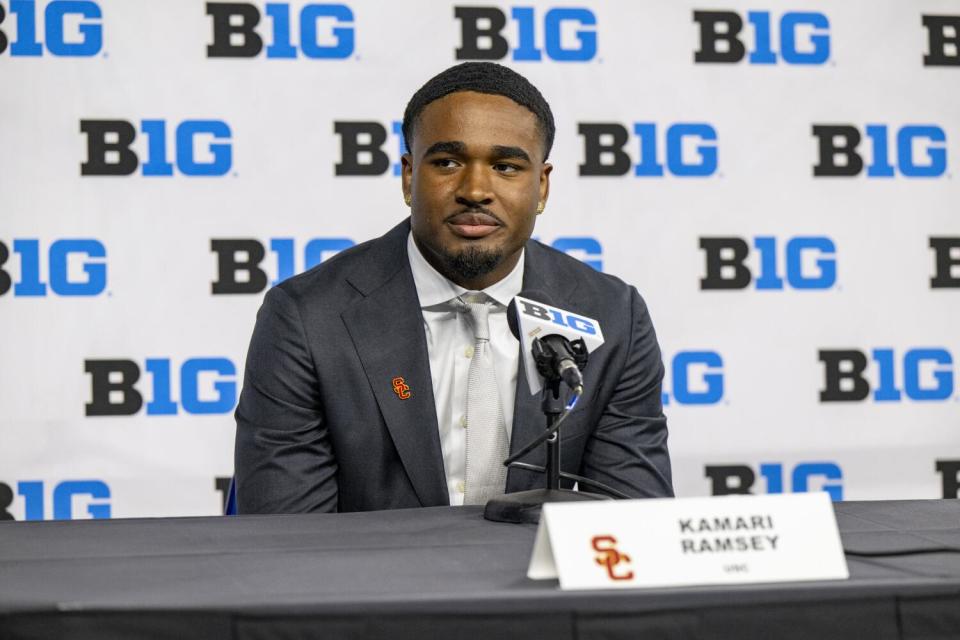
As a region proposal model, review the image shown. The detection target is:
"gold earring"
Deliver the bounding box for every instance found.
[404,194,412,207]
[536,202,545,215]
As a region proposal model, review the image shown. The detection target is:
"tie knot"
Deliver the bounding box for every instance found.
[458,294,493,341]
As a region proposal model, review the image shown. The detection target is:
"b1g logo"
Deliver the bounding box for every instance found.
[85,358,238,416]
[0,0,102,56]
[812,124,947,178]
[579,123,718,177]
[0,239,106,297]
[931,237,960,288]
[700,236,836,291]
[923,15,960,66]
[0,480,111,521]
[693,10,830,65]
[211,236,603,294]
[819,348,956,402]
[705,463,843,501]
[937,460,960,499]
[335,121,406,176]
[454,6,597,62]
[206,2,354,58]
[212,237,356,294]
[661,351,724,405]
[80,119,233,177]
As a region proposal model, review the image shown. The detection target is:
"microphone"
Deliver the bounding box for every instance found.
[507,290,605,395]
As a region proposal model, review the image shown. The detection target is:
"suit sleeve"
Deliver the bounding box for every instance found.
[234,285,338,513]
[580,287,674,498]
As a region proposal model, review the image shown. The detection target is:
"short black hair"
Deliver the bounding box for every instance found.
[402,62,555,161]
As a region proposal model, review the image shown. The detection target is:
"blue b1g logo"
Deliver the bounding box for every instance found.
[0,239,107,297]
[0,0,103,56]
[705,463,844,501]
[662,351,724,405]
[206,2,355,59]
[80,119,233,177]
[454,6,597,62]
[813,124,947,178]
[820,348,956,403]
[85,358,238,416]
[693,10,830,65]
[700,236,837,290]
[579,123,718,177]
[0,480,111,520]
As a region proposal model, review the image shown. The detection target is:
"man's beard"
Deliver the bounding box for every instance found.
[440,245,504,282]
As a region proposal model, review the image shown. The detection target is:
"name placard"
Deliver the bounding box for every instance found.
[527,493,849,590]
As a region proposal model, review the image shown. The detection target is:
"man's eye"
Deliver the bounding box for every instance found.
[431,158,459,168]
[494,163,520,173]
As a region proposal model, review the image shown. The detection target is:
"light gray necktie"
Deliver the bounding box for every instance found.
[460,295,509,504]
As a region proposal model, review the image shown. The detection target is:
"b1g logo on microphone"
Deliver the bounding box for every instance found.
[937,460,960,499]
[206,2,354,58]
[705,463,843,501]
[85,358,238,416]
[454,6,597,62]
[80,119,233,177]
[812,124,947,178]
[0,480,111,521]
[0,0,102,57]
[693,10,830,65]
[0,239,107,297]
[579,123,718,177]
[700,236,836,291]
[661,351,724,406]
[819,348,957,403]
[931,237,960,288]
[212,237,356,294]
[923,15,960,66]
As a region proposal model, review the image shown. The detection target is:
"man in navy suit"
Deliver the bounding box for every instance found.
[234,62,673,513]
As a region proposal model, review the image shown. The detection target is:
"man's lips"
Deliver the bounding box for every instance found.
[446,212,502,238]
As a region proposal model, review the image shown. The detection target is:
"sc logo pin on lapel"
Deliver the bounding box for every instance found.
[392,376,411,400]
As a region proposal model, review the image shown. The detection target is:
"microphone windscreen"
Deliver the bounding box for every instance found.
[507,289,555,340]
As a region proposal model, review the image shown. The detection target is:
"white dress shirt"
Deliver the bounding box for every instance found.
[407,232,522,506]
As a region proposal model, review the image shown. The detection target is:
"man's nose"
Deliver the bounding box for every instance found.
[456,163,494,206]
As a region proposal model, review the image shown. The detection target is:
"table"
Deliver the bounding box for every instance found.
[1,500,959,639]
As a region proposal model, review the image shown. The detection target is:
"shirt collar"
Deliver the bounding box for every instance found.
[407,231,524,309]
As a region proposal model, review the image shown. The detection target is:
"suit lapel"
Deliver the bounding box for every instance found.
[341,221,449,507]
[506,241,581,492]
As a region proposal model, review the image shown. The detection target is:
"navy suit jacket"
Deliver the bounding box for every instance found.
[234,219,673,513]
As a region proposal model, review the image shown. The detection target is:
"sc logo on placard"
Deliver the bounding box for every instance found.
[931,237,960,288]
[579,123,718,177]
[80,119,233,177]
[812,124,947,178]
[661,351,724,405]
[819,348,957,402]
[0,0,102,56]
[705,463,843,501]
[693,10,830,65]
[206,2,354,58]
[0,480,111,521]
[700,236,836,291]
[923,15,960,66]
[0,239,106,297]
[454,6,597,62]
[85,358,238,416]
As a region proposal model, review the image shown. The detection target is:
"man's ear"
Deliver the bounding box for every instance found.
[401,153,414,203]
[539,162,552,208]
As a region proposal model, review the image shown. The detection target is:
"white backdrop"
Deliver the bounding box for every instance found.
[1,0,958,520]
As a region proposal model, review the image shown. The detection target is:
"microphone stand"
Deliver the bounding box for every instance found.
[483,338,612,525]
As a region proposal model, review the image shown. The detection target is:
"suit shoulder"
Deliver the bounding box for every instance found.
[530,240,637,298]
[271,236,377,304]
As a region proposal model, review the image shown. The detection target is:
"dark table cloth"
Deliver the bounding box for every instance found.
[1,499,959,639]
